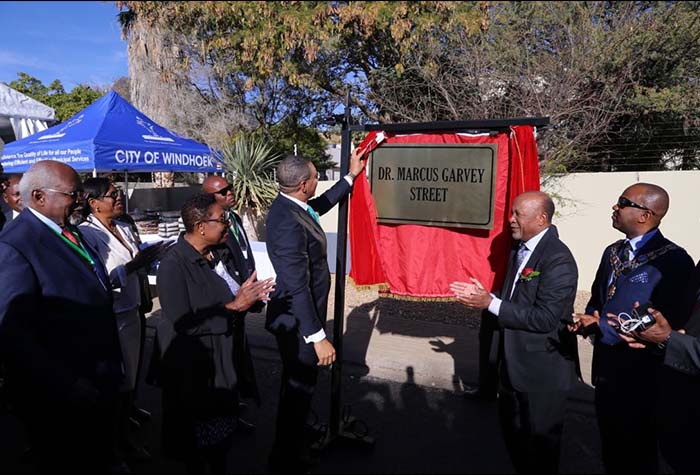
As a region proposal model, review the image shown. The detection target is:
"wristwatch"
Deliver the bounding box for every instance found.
[346,171,357,180]
[657,332,672,350]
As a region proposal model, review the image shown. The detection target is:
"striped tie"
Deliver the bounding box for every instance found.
[62,227,80,246]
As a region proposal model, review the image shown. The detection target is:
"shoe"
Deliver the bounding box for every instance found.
[19,446,33,464]
[130,406,151,424]
[462,385,497,402]
[108,460,132,474]
[124,445,152,463]
[128,417,141,431]
[236,417,256,434]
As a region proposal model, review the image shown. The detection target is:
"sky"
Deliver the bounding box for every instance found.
[0,1,128,91]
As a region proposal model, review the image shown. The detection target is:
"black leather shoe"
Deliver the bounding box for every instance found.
[130,406,151,424]
[236,417,256,434]
[462,385,497,402]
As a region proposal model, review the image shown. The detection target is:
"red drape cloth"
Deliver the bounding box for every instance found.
[348,126,540,298]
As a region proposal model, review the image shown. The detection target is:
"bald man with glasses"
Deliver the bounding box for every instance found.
[570,183,695,474]
[0,160,122,472]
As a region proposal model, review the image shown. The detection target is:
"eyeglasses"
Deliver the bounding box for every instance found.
[201,215,231,225]
[215,185,233,196]
[617,196,656,215]
[101,190,122,200]
[41,188,86,200]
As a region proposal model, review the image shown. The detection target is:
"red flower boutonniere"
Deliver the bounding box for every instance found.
[520,267,541,282]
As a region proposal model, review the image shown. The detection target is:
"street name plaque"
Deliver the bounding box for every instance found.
[369,143,498,229]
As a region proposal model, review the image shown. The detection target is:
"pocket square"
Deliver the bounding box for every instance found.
[629,272,649,284]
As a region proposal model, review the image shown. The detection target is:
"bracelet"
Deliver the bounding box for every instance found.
[346,171,357,180]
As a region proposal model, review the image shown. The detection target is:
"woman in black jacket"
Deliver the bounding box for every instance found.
[156,193,274,474]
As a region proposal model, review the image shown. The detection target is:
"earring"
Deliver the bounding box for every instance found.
[200,231,205,236]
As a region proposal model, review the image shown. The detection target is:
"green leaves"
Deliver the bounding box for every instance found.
[8,73,105,122]
[221,134,281,214]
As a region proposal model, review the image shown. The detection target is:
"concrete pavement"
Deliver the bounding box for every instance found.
[0,294,605,474]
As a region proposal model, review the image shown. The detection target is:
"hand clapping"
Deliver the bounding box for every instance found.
[225,271,275,313]
[450,278,493,310]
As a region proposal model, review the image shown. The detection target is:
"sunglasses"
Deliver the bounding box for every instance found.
[215,185,233,196]
[617,196,655,215]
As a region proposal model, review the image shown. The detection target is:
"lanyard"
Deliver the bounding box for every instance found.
[53,228,95,266]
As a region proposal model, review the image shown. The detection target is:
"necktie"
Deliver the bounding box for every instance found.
[619,240,632,263]
[514,242,528,270]
[307,207,321,225]
[62,227,80,247]
[230,221,247,252]
[607,240,633,299]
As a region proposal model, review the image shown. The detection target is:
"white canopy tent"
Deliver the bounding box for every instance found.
[0,82,56,150]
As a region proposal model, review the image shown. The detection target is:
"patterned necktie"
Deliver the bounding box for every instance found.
[619,240,632,263]
[230,220,247,252]
[307,206,321,225]
[515,242,528,270]
[607,240,633,299]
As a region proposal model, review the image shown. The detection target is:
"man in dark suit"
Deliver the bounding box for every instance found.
[0,160,123,472]
[265,150,365,473]
[203,175,261,431]
[571,183,694,474]
[2,174,23,224]
[451,191,578,474]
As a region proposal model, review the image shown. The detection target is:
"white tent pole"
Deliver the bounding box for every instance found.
[92,168,97,178]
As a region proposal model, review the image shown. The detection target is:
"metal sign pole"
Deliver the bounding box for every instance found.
[316,91,374,451]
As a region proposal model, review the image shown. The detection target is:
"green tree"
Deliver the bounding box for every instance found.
[221,134,281,240]
[251,120,333,173]
[8,72,105,122]
[116,1,487,124]
[116,1,700,174]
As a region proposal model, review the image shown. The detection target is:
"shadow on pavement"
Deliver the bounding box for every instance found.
[0,324,604,474]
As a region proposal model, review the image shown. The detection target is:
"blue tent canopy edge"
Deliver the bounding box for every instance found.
[0,90,223,174]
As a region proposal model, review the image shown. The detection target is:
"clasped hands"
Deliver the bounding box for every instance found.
[450,278,493,309]
[224,271,275,313]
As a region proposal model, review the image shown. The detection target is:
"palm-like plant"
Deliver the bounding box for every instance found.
[220,134,281,239]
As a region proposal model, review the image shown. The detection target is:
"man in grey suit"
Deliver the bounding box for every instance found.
[451,191,579,474]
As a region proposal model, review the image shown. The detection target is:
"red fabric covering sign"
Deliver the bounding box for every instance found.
[349,126,540,298]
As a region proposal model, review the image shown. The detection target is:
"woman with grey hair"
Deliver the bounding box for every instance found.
[155,193,274,475]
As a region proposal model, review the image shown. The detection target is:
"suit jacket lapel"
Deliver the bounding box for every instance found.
[27,212,106,291]
[500,247,518,299]
[293,204,327,250]
[507,225,558,301]
[277,194,327,251]
[82,217,134,262]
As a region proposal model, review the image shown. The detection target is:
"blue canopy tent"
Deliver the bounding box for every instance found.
[0,90,223,208]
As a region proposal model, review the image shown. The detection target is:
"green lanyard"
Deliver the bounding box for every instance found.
[53,227,95,266]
